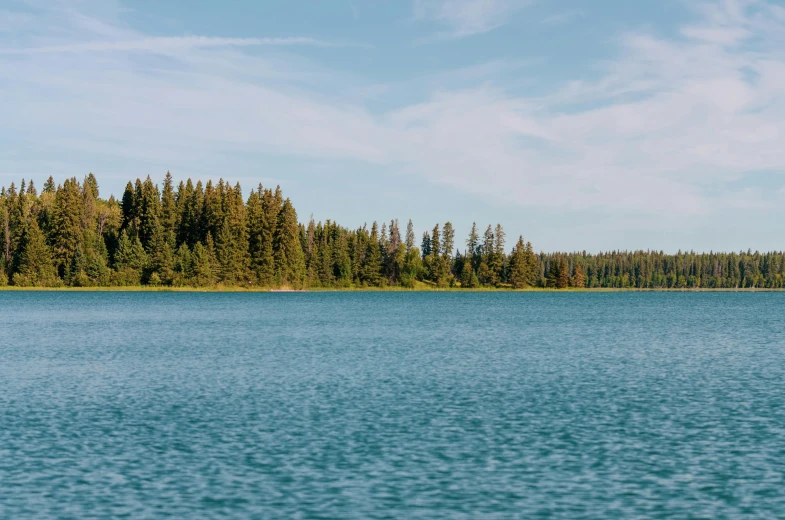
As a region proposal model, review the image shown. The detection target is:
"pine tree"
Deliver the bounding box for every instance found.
[557,257,570,289]
[405,219,415,252]
[273,199,305,287]
[12,218,59,287]
[190,240,217,287]
[509,236,534,289]
[386,219,405,285]
[361,222,383,286]
[547,257,560,288]
[428,224,442,283]
[52,178,85,276]
[255,187,279,286]
[491,224,506,285]
[572,263,585,288]
[460,259,479,288]
[120,181,136,232]
[442,221,455,285]
[466,222,480,270]
[160,171,177,245]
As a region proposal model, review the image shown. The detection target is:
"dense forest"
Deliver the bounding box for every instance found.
[1,173,784,289]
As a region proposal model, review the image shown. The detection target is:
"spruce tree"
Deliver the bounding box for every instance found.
[460,259,479,288]
[190,241,217,287]
[557,257,570,289]
[273,199,305,288]
[160,171,177,245]
[466,222,480,270]
[12,218,59,287]
[405,219,415,252]
[52,178,85,276]
[509,236,532,289]
[361,222,383,286]
[572,263,585,288]
[547,258,560,288]
[442,221,455,284]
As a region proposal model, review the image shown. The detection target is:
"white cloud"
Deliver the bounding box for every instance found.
[0,36,329,55]
[3,0,785,226]
[413,0,530,37]
[541,9,584,26]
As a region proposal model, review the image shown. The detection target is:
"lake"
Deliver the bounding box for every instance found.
[1,292,784,518]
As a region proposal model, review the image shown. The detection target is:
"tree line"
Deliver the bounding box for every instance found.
[1,174,783,289]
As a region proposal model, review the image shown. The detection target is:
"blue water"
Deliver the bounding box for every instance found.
[1,292,784,518]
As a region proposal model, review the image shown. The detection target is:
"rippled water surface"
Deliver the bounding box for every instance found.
[1,292,785,518]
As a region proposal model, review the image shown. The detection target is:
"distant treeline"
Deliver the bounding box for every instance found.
[1,174,784,289]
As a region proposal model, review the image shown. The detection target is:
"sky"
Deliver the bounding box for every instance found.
[1,0,785,253]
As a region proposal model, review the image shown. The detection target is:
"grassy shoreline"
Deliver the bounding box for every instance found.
[1,285,783,293]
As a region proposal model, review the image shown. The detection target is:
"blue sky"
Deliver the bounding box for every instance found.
[2,0,785,252]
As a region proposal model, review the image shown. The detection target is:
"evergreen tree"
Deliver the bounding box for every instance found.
[52,178,85,276]
[442,221,455,285]
[557,257,570,289]
[460,259,479,288]
[547,257,560,288]
[572,263,585,288]
[361,222,383,286]
[12,218,59,287]
[509,236,535,289]
[190,241,217,286]
[113,230,148,285]
[160,171,177,245]
[273,199,305,287]
[466,222,480,270]
[405,219,415,252]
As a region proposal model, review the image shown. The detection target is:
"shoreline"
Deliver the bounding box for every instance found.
[1,286,783,293]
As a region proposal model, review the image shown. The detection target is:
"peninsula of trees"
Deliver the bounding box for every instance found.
[1,173,784,289]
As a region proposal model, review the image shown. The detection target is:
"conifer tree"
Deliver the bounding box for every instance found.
[172,243,192,286]
[332,233,352,285]
[12,218,59,287]
[491,223,506,285]
[442,221,455,283]
[547,257,560,288]
[361,222,383,286]
[113,230,148,285]
[460,259,479,288]
[52,178,85,276]
[509,236,534,289]
[557,257,570,289]
[466,222,480,270]
[572,263,585,288]
[43,176,56,194]
[255,187,279,286]
[160,171,177,245]
[428,224,442,283]
[273,199,305,287]
[386,219,405,285]
[405,219,415,252]
[190,240,217,286]
[121,181,136,232]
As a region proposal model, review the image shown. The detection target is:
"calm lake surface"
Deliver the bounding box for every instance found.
[1,292,784,518]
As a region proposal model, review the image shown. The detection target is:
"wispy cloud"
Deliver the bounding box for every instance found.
[541,9,584,26]
[413,0,531,37]
[0,36,329,55]
[3,0,785,232]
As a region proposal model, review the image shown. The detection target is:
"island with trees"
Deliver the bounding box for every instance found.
[1,173,783,290]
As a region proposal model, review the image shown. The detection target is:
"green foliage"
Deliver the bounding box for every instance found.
[3,172,785,291]
[509,236,536,289]
[273,199,305,288]
[12,218,59,287]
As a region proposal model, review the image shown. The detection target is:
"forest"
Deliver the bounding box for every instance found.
[1,173,784,289]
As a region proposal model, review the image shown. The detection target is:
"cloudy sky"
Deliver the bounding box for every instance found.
[2,0,785,252]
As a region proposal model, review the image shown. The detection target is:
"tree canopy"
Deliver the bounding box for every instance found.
[1,173,784,289]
